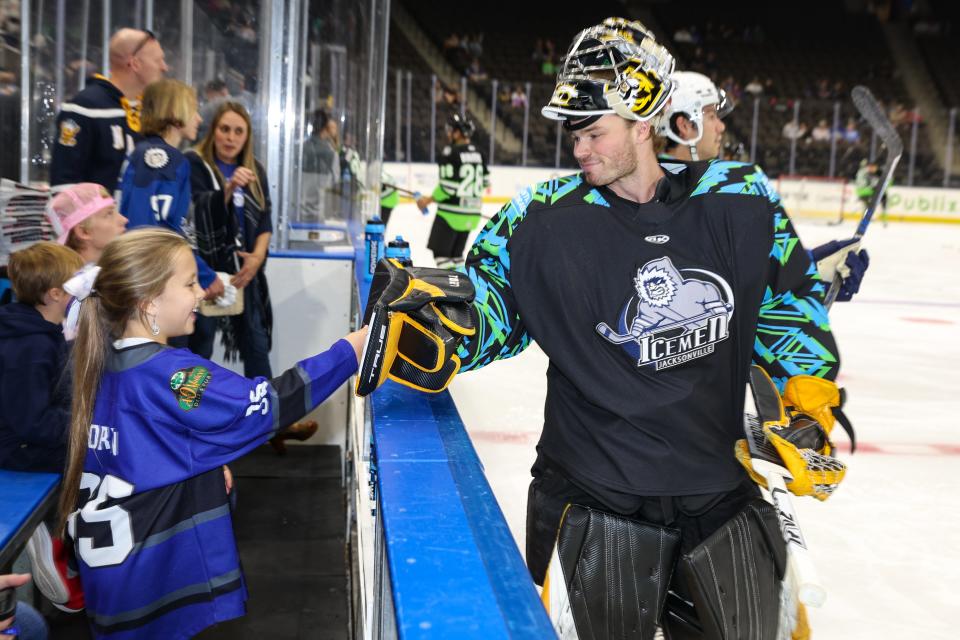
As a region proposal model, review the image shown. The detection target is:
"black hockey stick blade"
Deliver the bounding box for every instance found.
[745,365,792,475]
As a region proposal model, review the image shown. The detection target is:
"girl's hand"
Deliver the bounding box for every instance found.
[344,326,369,365]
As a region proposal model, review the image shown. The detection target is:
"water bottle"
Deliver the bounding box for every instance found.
[385,235,412,266]
[363,216,386,280]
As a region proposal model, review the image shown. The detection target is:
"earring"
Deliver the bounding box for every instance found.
[150,315,160,336]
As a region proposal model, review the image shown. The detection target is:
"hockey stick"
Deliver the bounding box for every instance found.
[382,182,430,214]
[823,86,903,307]
[596,307,731,345]
[746,365,826,608]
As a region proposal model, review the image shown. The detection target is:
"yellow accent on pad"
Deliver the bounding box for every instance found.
[431,302,477,337]
[792,602,811,639]
[393,313,446,374]
[387,355,461,394]
[783,375,841,434]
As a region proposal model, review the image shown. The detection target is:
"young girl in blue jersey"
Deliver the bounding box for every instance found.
[119,79,225,305]
[57,228,366,639]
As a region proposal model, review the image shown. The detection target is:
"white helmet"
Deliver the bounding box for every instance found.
[657,71,733,154]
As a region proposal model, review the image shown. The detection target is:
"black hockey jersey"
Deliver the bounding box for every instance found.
[458,160,839,505]
[432,143,490,231]
[50,75,141,192]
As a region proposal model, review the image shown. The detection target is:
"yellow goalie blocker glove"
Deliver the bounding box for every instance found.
[355,259,476,396]
[736,367,856,501]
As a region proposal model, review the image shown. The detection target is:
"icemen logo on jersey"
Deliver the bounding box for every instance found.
[596,256,734,370]
[170,366,212,410]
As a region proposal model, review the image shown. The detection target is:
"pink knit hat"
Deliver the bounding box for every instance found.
[46,183,116,245]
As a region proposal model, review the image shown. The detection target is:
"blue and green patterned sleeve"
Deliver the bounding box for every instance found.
[457,187,535,372]
[753,175,840,391]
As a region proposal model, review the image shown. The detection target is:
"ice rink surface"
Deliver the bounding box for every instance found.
[386,194,959,638]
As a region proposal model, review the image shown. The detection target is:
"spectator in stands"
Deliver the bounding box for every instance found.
[301,109,341,219]
[673,26,694,43]
[119,78,225,319]
[511,85,528,109]
[763,77,777,98]
[544,39,555,59]
[532,38,545,62]
[467,58,488,84]
[46,183,128,266]
[443,33,460,53]
[541,54,557,77]
[815,78,832,100]
[0,242,83,473]
[744,76,763,96]
[498,83,511,105]
[720,75,742,102]
[468,32,484,58]
[812,118,832,142]
[199,78,231,139]
[50,28,168,192]
[0,68,15,96]
[0,574,48,640]
[888,102,908,128]
[782,119,808,141]
[186,101,316,453]
[842,118,861,144]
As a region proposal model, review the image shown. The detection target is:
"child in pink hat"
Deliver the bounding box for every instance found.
[46,183,128,264]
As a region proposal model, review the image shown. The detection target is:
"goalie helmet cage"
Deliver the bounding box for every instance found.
[775,175,849,225]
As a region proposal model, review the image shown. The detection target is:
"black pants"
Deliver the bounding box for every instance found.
[427,215,472,260]
[525,454,761,588]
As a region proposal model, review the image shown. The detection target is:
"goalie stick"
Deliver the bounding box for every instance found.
[746,365,827,608]
[823,86,903,307]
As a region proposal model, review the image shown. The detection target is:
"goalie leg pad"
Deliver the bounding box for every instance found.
[678,499,787,640]
[542,504,681,640]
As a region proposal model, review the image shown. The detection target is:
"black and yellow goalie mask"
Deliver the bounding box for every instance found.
[355,259,476,397]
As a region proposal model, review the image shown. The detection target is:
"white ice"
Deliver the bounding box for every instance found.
[386,197,960,639]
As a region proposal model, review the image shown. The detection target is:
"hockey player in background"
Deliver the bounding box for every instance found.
[856,158,888,227]
[358,18,853,638]
[659,70,870,302]
[416,113,489,269]
[57,228,367,639]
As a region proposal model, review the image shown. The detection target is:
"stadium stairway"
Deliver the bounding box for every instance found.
[392,2,522,157]
[882,21,959,179]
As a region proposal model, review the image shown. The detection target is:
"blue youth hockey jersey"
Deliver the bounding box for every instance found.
[68,339,357,639]
[119,137,217,288]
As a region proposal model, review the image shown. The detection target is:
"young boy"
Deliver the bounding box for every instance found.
[0,241,86,614]
[0,241,82,472]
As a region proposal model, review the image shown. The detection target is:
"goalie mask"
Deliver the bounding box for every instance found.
[656,71,733,155]
[542,17,676,130]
